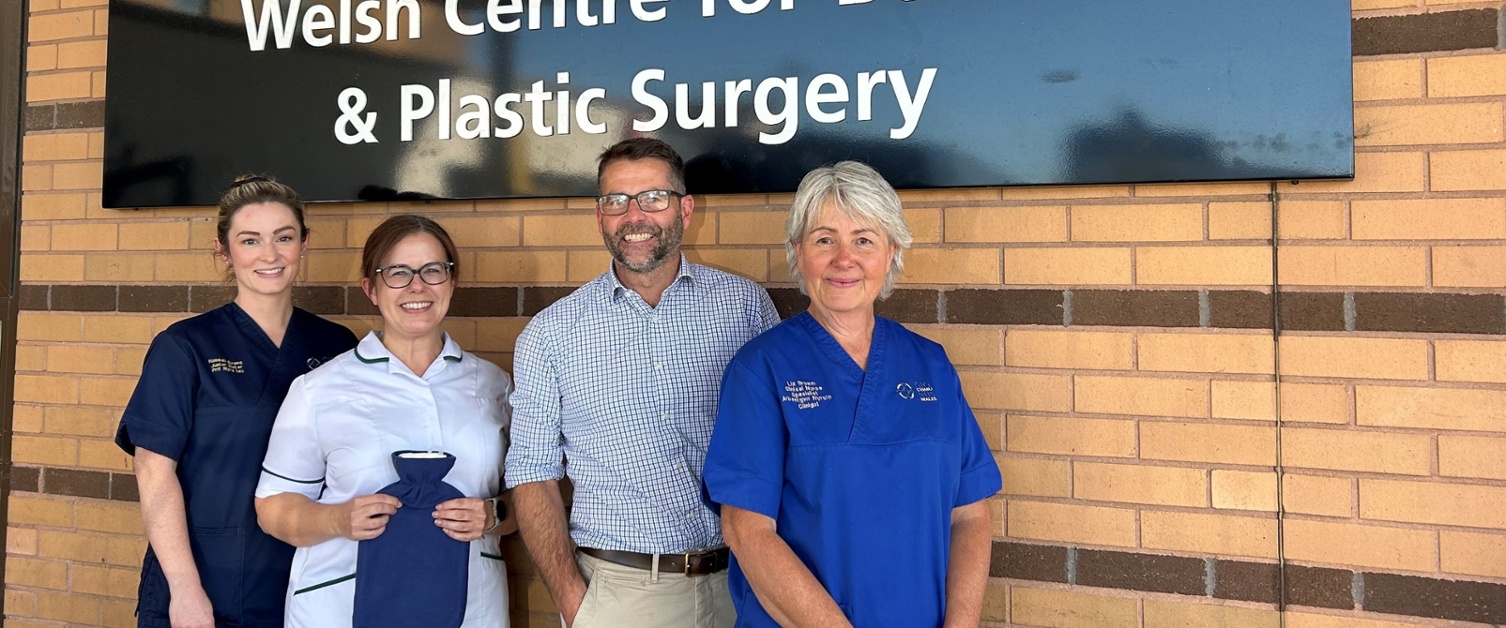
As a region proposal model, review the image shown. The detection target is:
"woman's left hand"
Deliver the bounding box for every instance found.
[433,497,490,542]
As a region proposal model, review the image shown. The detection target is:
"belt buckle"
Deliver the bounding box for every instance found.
[683,552,696,577]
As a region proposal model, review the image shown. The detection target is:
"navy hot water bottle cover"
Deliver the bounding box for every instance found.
[353,451,469,628]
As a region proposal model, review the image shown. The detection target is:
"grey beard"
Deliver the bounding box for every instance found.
[606,219,683,274]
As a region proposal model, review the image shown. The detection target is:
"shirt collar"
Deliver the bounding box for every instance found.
[352,331,463,377]
[605,253,696,303]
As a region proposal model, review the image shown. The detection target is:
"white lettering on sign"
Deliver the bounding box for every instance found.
[444,0,667,35]
[241,0,420,51]
[632,67,937,145]
[378,66,934,144]
[700,0,795,17]
[397,73,607,142]
[238,0,944,147]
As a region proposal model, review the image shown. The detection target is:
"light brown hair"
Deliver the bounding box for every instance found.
[215,174,308,279]
[359,214,461,282]
[216,174,308,245]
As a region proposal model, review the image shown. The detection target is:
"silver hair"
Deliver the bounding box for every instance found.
[784,161,913,299]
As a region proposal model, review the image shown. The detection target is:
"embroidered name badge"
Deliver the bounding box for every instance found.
[897,382,938,402]
[782,380,832,410]
[208,358,244,374]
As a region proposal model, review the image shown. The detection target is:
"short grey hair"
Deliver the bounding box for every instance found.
[785,161,913,299]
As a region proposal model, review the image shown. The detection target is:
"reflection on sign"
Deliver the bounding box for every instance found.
[104,0,1354,207]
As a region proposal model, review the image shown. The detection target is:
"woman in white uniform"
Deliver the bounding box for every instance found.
[254,214,516,628]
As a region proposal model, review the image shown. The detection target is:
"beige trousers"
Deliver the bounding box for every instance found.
[565,550,736,628]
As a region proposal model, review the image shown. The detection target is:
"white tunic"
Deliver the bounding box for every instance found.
[256,332,512,628]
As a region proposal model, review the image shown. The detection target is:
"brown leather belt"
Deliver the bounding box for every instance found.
[580,546,730,576]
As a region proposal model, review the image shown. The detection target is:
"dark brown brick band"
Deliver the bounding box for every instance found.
[990,541,1068,583]
[1211,560,1279,604]
[1075,549,1207,596]
[1363,572,1506,624]
[1278,292,1347,332]
[13,466,138,502]
[21,284,1506,337]
[24,100,105,132]
[977,541,1503,624]
[950,289,1062,326]
[1285,564,1357,609]
[1353,8,1501,57]
[1073,290,1199,327]
[1354,292,1505,335]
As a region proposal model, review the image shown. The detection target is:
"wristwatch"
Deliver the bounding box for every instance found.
[484,497,507,533]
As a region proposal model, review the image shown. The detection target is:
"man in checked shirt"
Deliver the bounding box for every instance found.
[506,137,780,628]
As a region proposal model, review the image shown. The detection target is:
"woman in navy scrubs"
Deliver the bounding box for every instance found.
[115,175,359,628]
[704,162,1002,628]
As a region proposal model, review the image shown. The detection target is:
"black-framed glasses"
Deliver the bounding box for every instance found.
[595,189,683,216]
[375,261,454,289]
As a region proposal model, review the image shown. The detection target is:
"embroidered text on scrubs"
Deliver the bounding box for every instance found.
[208,358,245,373]
[781,381,831,410]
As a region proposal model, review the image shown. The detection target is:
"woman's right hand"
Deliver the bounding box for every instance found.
[168,584,215,628]
[336,494,402,540]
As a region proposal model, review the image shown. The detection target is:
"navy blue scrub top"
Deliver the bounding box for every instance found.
[116,303,358,628]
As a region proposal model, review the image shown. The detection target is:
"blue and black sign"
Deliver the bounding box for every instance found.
[103,0,1354,207]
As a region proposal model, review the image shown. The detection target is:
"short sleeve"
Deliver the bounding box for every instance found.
[503,321,565,488]
[255,376,327,499]
[703,357,787,519]
[116,333,198,460]
[951,367,1002,508]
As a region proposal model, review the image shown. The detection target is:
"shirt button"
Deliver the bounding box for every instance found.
[688,510,698,520]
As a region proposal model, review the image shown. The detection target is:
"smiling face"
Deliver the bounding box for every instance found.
[215,202,306,299]
[794,201,897,322]
[362,232,453,342]
[597,158,692,275]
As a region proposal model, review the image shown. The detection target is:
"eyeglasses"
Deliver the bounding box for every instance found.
[375,261,454,289]
[595,189,683,216]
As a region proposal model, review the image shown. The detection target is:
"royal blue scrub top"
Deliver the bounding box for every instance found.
[704,313,1002,628]
[116,303,357,628]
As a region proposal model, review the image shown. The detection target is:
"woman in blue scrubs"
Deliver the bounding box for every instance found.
[116,175,359,628]
[704,162,1002,628]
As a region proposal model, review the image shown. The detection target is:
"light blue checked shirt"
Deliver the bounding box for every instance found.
[506,256,780,554]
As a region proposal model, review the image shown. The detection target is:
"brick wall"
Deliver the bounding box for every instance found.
[10,1,1506,627]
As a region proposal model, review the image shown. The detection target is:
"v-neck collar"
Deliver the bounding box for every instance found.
[225,301,283,355]
[795,311,890,443]
[795,311,887,377]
